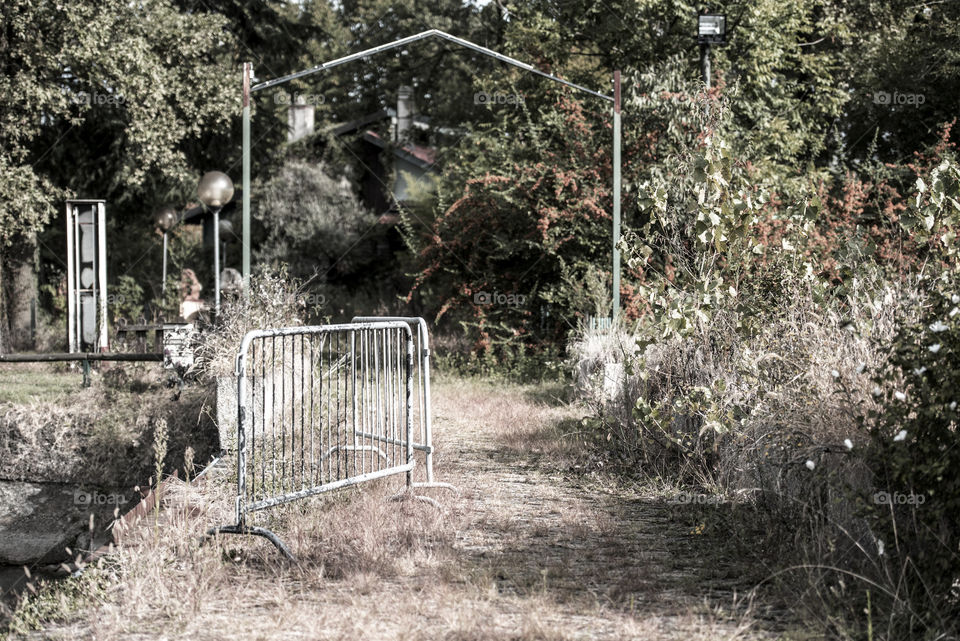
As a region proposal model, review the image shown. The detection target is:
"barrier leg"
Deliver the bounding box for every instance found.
[204,524,296,562]
[389,488,442,511]
[412,480,460,494]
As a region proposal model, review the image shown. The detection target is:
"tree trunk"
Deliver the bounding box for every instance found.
[0,244,6,353]
[2,232,38,351]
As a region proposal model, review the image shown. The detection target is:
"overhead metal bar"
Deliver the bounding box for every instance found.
[251,29,613,103]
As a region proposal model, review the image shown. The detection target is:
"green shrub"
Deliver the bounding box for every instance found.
[433,334,567,384]
[110,275,145,323]
[253,160,382,286]
[862,270,960,631]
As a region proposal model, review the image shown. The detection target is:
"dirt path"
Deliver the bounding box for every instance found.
[421,379,789,640]
[12,378,793,640]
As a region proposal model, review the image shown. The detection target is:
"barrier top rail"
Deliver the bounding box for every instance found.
[236,320,413,374]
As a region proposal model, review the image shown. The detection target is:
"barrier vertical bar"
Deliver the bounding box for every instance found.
[327,334,333,484]
[260,338,266,497]
[376,329,383,467]
[236,345,247,528]
[250,340,256,503]
[271,337,277,494]
[309,335,316,487]
[405,326,413,489]
[419,322,435,483]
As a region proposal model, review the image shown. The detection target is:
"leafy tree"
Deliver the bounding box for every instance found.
[170,0,350,172]
[0,0,236,347]
[403,0,960,351]
[253,160,380,288]
[835,0,960,163]
[333,0,500,128]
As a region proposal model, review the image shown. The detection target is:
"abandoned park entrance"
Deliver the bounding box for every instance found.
[210,31,624,559]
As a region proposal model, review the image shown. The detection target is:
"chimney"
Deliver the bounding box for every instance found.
[287,95,315,143]
[396,85,414,142]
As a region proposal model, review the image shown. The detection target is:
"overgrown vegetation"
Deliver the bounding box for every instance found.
[252,160,394,310]
[571,85,960,636]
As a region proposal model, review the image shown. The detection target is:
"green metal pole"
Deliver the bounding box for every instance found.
[613,70,622,321]
[242,62,252,298]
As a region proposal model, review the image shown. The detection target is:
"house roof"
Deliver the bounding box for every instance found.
[361,130,437,170]
[330,107,440,171]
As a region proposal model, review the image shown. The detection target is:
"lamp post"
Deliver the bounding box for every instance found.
[697,13,727,89]
[197,171,235,316]
[154,207,177,294]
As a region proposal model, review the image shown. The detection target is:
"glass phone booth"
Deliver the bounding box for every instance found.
[65,200,108,353]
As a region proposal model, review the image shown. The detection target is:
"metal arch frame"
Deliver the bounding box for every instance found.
[241,29,623,320]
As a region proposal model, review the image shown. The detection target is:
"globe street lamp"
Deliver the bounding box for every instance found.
[197,171,235,316]
[154,207,178,295]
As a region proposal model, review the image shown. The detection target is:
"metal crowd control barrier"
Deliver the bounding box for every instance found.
[351,316,457,494]
[207,321,418,559]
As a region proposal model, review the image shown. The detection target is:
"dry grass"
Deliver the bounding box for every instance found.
[197,269,310,381]
[0,362,218,487]
[431,377,581,462]
[3,377,794,641]
[570,274,909,488]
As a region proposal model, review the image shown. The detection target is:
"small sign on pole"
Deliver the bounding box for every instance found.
[697,14,727,44]
[66,200,108,352]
